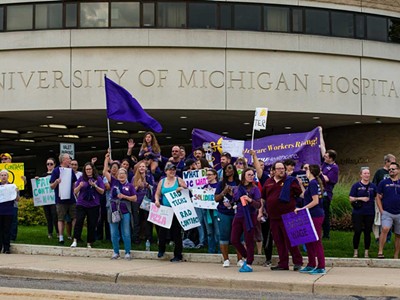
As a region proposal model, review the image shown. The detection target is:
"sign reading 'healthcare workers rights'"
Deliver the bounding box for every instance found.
[31,176,55,206]
[165,189,200,231]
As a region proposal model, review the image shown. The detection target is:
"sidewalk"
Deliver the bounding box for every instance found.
[0,244,400,297]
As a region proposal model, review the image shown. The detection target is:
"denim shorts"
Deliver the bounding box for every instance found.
[217,212,234,245]
[381,210,400,234]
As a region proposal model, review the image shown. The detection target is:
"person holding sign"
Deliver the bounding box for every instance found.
[0,169,19,254]
[294,165,326,275]
[155,162,188,262]
[71,163,105,249]
[231,168,262,272]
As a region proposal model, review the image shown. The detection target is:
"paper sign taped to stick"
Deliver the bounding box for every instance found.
[147,203,174,229]
[165,189,200,231]
[282,208,318,247]
[191,188,217,209]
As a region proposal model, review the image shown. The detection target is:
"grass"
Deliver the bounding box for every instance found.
[15,225,396,258]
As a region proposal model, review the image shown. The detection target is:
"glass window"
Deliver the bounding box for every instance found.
[331,11,354,38]
[143,3,155,27]
[305,9,329,35]
[7,5,33,31]
[188,2,217,29]
[292,8,303,33]
[234,4,261,31]
[0,7,4,31]
[111,2,140,27]
[80,2,109,28]
[264,6,289,32]
[366,15,387,42]
[355,14,365,39]
[220,4,232,30]
[35,3,62,29]
[157,2,186,28]
[66,3,77,28]
[389,18,400,43]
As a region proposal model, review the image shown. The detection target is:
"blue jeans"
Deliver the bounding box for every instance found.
[195,207,206,245]
[109,213,131,255]
[203,210,220,253]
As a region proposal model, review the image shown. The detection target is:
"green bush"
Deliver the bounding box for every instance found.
[18,197,47,226]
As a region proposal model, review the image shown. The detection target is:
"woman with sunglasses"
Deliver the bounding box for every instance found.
[349,167,377,258]
[215,164,241,267]
[231,168,261,272]
[72,162,105,249]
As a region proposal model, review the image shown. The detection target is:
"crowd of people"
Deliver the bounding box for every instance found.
[1,132,400,274]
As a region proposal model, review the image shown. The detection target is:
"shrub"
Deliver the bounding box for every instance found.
[18,197,47,226]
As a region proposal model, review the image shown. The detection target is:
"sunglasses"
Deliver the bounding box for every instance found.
[389,168,397,171]
[47,163,54,166]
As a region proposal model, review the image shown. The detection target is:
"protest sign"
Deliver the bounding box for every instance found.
[182,169,208,189]
[221,140,245,158]
[281,208,318,247]
[191,188,217,209]
[147,203,174,229]
[253,107,268,131]
[0,184,17,203]
[31,176,56,206]
[58,167,72,200]
[0,163,25,190]
[165,189,200,231]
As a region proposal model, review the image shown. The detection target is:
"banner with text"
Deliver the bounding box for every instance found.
[191,188,218,209]
[182,169,208,189]
[165,189,200,231]
[282,208,318,247]
[31,176,56,206]
[147,203,174,229]
[0,163,25,190]
[192,127,323,170]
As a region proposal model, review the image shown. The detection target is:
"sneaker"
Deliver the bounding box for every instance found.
[271,265,289,271]
[87,244,92,249]
[263,260,271,267]
[309,268,326,275]
[170,256,182,262]
[111,253,120,260]
[223,259,230,268]
[157,251,164,258]
[293,264,302,271]
[70,241,77,248]
[124,253,131,261]
[237,259,245,268]
[48,234,52,239]
[239,262,253,273]
[299,266,315,273]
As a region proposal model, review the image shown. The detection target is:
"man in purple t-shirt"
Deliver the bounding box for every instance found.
[321,149,339,239]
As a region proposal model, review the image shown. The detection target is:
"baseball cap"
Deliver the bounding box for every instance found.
[164,162,177,171]
[1,153,12,160]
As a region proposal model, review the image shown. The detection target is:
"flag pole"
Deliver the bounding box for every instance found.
[250,115,256,164]
[107,118,112,161]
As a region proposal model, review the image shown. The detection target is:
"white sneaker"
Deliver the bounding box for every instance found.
[237,259,245,268]
[70,241,77,248]
[124,253,131,261]
[111,253,120,260]
[223,259,230,268]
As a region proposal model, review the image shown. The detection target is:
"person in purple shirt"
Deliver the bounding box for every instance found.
[321,149,339,239]
[231,168,261,272]
[349,167,377,259]
[70,162,105,249]
[295,165,326,275]
[203,168,220,254]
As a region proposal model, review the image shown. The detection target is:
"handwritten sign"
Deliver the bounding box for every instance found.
[147,203,174,229]
[165,189,200,231]
[282,208,318,247]
[0,184,17,203]
[221,140,245,158]
[31,176,55,206]
[191,188,217,209]
[253,107,268,131]
[182,169,208,189]
[0,163,25,190]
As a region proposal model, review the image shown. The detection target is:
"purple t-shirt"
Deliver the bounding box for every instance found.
[303,179,324,218]
[232,185,261,217]
[110,177,136,214]
[75,176,105,208]
[349,181,376,215]
[215,180,237,216]
[377,178,400,215]
[321,162,339,200]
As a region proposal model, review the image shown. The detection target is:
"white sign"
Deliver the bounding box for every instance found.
[182,169,208,189]
[58,167,73,200]
[191,188,217,209]
[60,143,75,159]
[31,176,56,206]
[0,184,17,203]
[147,203,174,229]
[254,107,268,131]
[165,189,200,231]
[221,139,245,158]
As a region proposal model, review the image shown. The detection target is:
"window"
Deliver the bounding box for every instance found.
[389,18,400,43]
[355,14,365,38]
[220,4,232,30]
[0,7,3,31]
[366,15,387,42]
[264,6,289,32]
[7,5,33,30]
[157,2,186,28]
[234,4,261,31]
[292,8,303,33]
[66,3,77,28]
[80,2,109,28]
[188,2,217,29]
[305,9,329,35]
[143,3,155,27]
[331,11,354,38]
[111,2,140,27]
[35,3,62,29]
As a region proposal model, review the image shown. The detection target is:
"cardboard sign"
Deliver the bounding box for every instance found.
[191,188,217,209]
[182,169,208,189]
[147,203,174,229]
[0,163,25,190]
[0,184,17,203]
[282,208,318,247]
[165,189,200,231]
[31,176,56,206]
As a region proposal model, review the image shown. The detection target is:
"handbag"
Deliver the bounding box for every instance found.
[111,200,122,223]
[140,185,153,211]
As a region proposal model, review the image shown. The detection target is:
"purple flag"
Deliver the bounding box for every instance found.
[105,77,162,133]
[281,209,318,247]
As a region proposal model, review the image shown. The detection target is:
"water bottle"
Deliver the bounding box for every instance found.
[145,240,150,251]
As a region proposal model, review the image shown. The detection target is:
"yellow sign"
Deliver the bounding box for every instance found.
[0,163,25,190]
